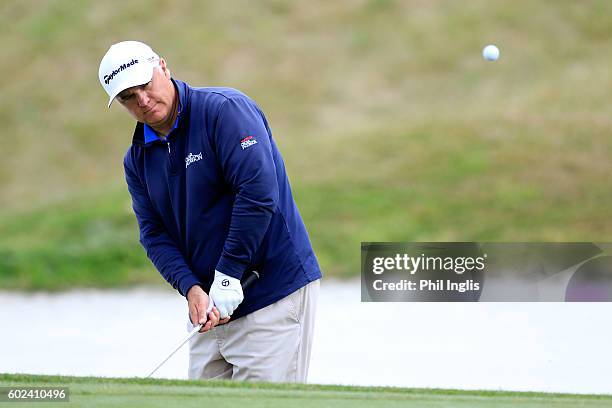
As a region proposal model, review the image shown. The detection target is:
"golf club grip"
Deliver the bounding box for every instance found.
[241,270,260,290]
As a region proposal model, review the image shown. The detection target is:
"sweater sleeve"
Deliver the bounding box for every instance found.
[212,97,279,279]
[124,151,201,296]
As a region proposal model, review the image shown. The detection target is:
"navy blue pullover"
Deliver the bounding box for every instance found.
[123,79,322,320]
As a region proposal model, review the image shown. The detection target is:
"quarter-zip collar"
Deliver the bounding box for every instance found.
[143,113,179,143]
[131,78,189,146]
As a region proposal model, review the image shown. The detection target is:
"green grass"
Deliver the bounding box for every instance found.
[1,374,610,408]
[0,188,157,290]
[1,0,612,289]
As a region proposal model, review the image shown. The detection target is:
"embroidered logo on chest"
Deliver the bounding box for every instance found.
[185,152,203,168]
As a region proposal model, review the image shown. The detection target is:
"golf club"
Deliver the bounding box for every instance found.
[146,270,260,378]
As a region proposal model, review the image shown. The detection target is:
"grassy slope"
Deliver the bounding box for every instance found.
[1,0,612,288]
[1,374,611,408]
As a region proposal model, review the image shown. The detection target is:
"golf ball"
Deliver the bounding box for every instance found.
[482,44,500,61]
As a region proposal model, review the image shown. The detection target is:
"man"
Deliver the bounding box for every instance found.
[98,41,322,382]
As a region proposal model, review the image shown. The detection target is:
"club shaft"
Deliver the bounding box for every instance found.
[146,324,202,378]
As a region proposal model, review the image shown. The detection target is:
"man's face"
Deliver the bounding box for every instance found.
[116,58,175,126]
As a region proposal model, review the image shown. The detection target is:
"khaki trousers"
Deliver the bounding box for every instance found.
[187,279,320,382]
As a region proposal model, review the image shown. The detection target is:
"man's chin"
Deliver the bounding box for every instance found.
[143,111,166,126]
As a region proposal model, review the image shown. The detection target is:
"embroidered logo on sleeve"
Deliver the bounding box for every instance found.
[185,152,203,168]
[240,135,258,150]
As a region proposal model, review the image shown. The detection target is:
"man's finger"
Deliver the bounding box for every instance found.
[197,304,209,325]
[189,306,200,327]
[217,304,230,319]
[208,308,219,327]
[200,321,211,333]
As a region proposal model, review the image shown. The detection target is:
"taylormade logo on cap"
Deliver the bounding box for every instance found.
[103,58,139,85]
[98,41,160,107]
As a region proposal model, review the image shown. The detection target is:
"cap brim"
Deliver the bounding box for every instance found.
[106,62,156,108]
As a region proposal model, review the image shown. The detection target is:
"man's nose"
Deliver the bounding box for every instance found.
[135,90,149,107]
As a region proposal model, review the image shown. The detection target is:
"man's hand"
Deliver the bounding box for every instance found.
[187,285,223,333]
[209,270,244,319]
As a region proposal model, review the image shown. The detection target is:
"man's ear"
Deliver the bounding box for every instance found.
[159,58,171,78]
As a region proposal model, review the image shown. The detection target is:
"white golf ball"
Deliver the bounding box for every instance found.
[482,44,500,61]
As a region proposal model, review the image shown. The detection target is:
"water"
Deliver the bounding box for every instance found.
[1,280,610,394]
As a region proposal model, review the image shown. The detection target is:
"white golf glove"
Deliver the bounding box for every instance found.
[209,270,244,319]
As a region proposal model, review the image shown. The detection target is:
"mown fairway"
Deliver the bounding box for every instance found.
[1,374,611,408]
[1,1,611,288]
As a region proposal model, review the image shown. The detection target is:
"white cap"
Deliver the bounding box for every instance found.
[98,41,160,107]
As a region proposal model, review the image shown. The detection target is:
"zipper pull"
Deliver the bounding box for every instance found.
[167,141,171,154]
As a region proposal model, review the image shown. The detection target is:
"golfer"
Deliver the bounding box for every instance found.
[98,41,322,382]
